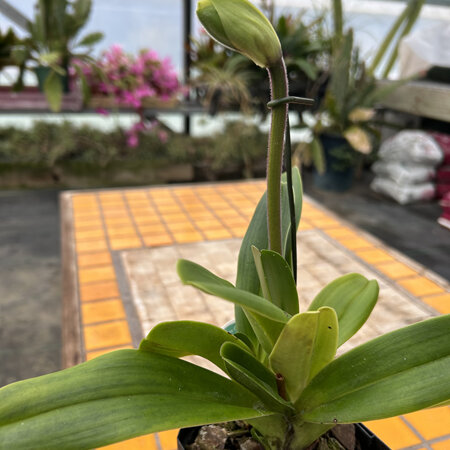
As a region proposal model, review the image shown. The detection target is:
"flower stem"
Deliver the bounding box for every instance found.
[267,59,288,254]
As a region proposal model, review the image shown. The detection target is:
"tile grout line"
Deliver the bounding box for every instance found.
[144,189,176,245]
[121,190,145,248]
[169,188,207,241]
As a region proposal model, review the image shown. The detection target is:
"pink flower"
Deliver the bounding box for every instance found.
[126,133,139,148]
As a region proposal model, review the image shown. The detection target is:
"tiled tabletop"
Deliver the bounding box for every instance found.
[61,180,450,450]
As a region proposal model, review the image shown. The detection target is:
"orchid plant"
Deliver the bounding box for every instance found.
[76,45,180,147]
[0,1,449,449]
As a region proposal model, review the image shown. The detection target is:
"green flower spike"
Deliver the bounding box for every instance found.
[197,0,282,68]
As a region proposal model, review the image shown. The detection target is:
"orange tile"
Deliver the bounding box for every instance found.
[376,261,418,280]
[83,320,132,351]
[82,299,126,324]
[137,224,167,234]
[74,219,103,230]
[432,439,450,450]
[109,236,142,250]
[156,205,182,214]
[76,239,109,253]
[404,407,450,440]
[78,251,112,268]
[337,236,374,251]
[143,233,173,247]
[125,192,148,201]
[187,211,214,219]
[325,227,356,238]
[101,434,158,450]
[166,222,197,233]
[107,227,138,238]
[310,217,342,228]
[159,213,189,223]
[102,209,129,218]
[422,293,450,314]
[80,280,120,302]
[230,226,248,237]
[173,231,203,243]
[398,277,445,297]
[79,265,116,284]
[195,219,226,230]
[133,215,161,225]
[86,345,133,360]
[220,216,248,227]
[157,429,179,450]
[203,229,232,240]
[75,229,105,241]
[355,248,395,264]
[104,217,134,226]
[363,417,421,449]
[73,211,101,220]
[298,221,314,231]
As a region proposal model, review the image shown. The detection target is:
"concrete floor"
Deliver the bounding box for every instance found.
[0,190,61,386]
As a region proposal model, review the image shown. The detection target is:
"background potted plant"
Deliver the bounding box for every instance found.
[0,1,448,449]
[297,0,425,192]
[13,0,103,111]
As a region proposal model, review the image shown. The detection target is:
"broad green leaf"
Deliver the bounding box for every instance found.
[297,315,450,423]
[139,321,248,372]
[269,308,338,403]
[77,31,104,47]
[0,350,271,449]
[243,311,285,355]
[221,342,277,391]
[259,249,299,315]
[221,343,294,415]
[308,273,379,346]
[43,71,63,112]
[177,259,288,323]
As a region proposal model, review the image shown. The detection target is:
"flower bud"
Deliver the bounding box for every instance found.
[197,0,282,68]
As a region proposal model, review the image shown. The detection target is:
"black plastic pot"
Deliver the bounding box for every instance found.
[34,66,70,93]
[177,423,390,449]
[313,134,354,192]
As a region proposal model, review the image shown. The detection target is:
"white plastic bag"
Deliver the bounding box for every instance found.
[371,177,435,205]
[399,24,450,78]
[371,161,435,185]
[378,131,443,166]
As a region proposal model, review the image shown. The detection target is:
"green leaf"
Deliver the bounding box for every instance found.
[139,320,249,372]
[77,31,104,47]
[253,247,299,315]
[43,70,63,112]
[308,274,379,346]
[293,58,318,80]
[310,137,326,174]
[221,342,277,391]
[0,350,271,449]
[177,259,288,323]
[269,308,338,403]
[297,315,450,423]
[221,343,294,415]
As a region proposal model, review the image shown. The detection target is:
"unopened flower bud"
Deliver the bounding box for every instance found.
[197,0,282,68]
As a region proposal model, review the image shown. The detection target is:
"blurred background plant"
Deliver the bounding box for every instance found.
[0,27,26,85]
[11,0,104,111]
[0,120,267,183]
[294,0,425,191]
[74,44,182,147]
